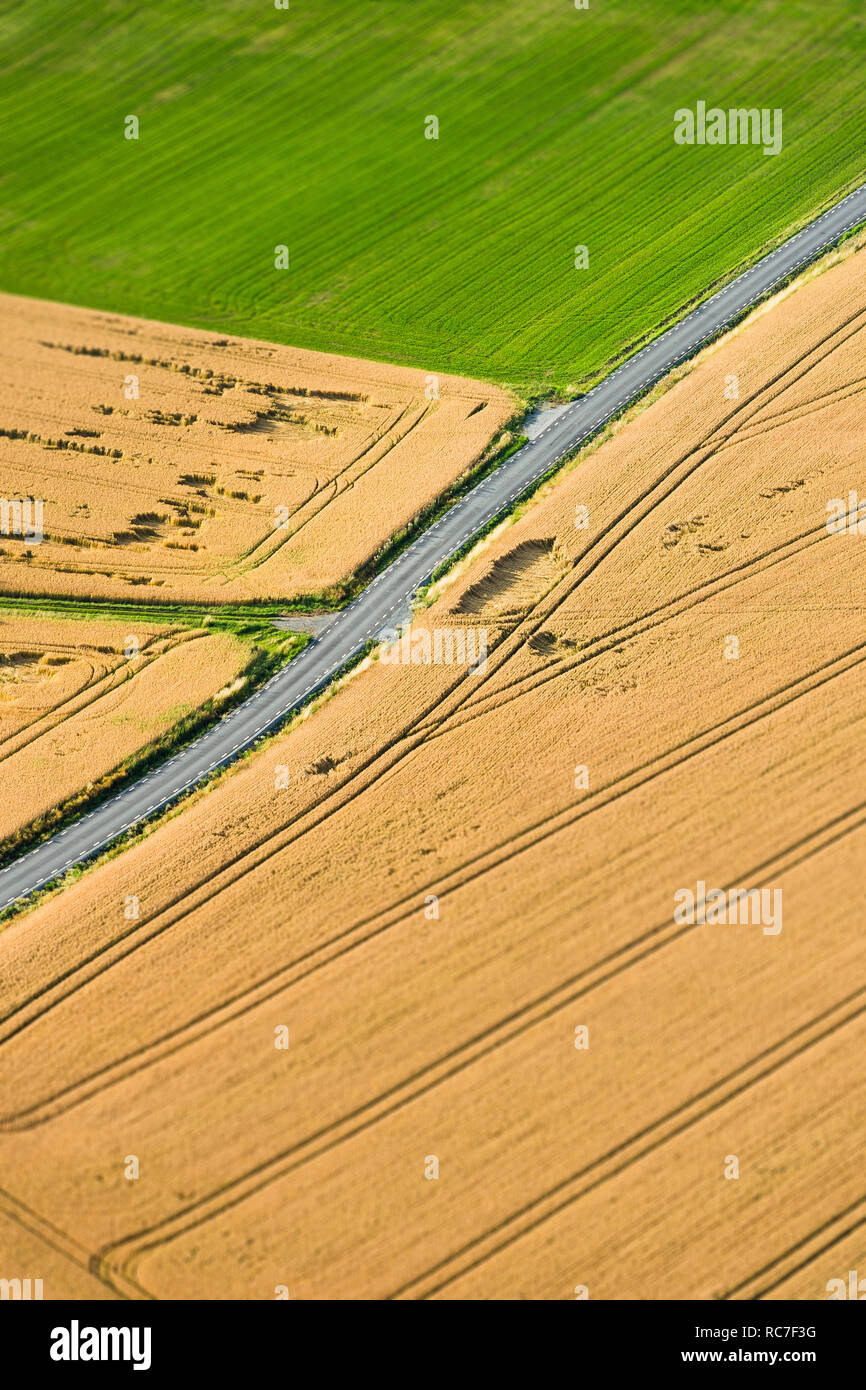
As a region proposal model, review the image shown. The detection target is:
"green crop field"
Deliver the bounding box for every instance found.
[0,0,863,396]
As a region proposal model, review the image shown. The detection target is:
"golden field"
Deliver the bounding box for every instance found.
[1,247,865,1300]
[0,614,248,848]
[0,295,514,604]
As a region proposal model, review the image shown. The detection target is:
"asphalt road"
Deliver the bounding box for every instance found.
[2,180,865,911]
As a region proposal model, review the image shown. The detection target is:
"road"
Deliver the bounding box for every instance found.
[2,180,865,911]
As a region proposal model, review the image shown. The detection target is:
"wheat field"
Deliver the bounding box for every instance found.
[0,294,514,605]
[1,245,863,1299]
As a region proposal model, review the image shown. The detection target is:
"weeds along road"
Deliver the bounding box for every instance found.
[2,180,865,912]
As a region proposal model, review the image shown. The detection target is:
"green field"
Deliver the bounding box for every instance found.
[0,0,863,395]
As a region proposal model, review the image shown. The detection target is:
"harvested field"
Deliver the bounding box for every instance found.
[0,294,513,605]
[1,248,865,1300]
[0,613,248,848]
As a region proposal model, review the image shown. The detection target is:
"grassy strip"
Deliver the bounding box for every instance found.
[0,592,289,627]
